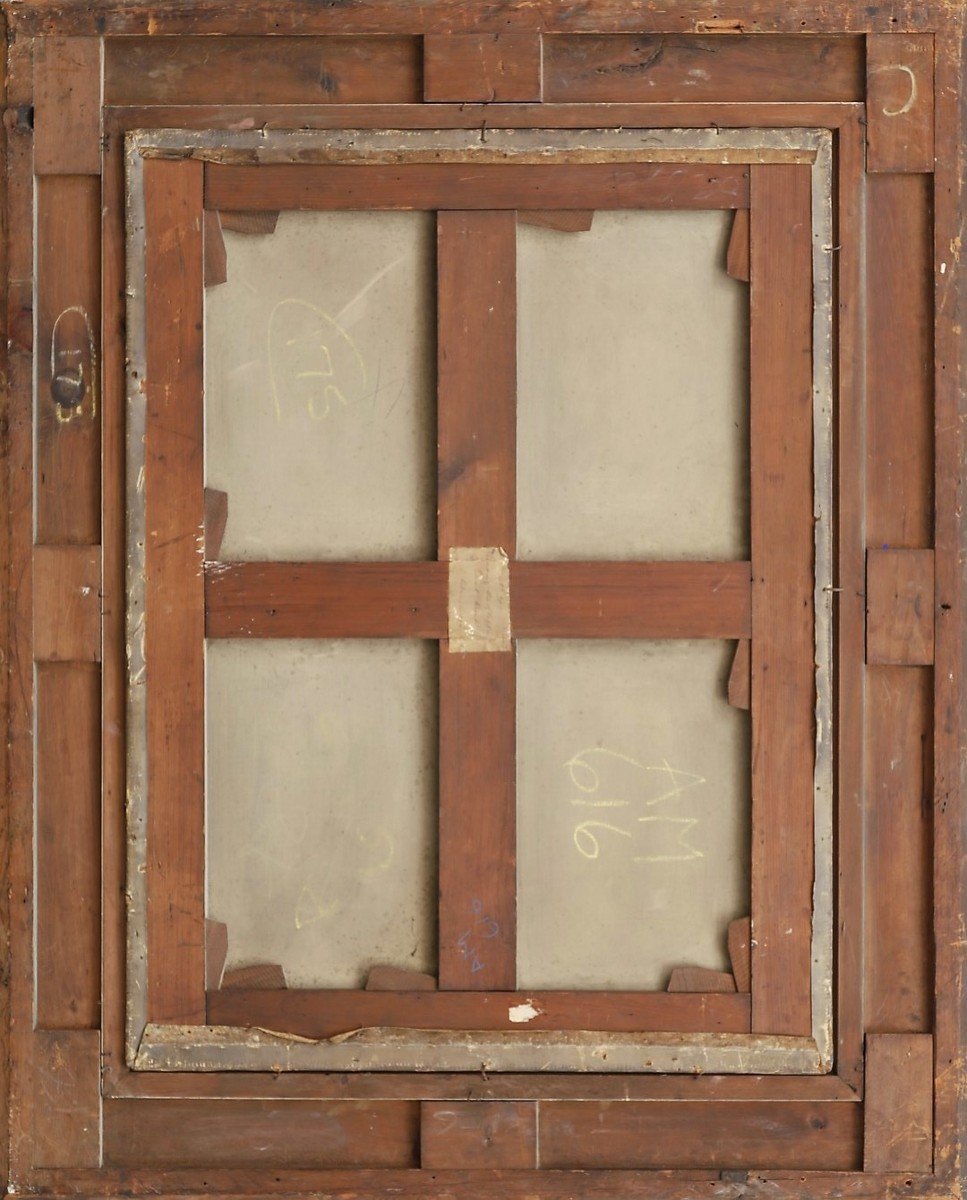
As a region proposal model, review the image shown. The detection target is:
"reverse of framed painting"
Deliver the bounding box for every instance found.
[3,2,966,1196]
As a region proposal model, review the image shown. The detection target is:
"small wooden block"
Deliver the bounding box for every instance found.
[33,545,101,662]
[864,1033,933,1172]
[203,211,227,287]
[218,210,281,236]
[424,33,542,103]
[33,1030,102,1168]
[726,208,750,282]
[421,1101,537,1169]
[667,966,737,993]
[34,37,102,175]
[866,34,935,174]
[365,964,437,991]
[518,210,594,234]
[205,919,228,990]
[866,548,934,665]
[222,962,287,990]
[727,917,752,993]
[727,639,751,709]
[204,487,229,560]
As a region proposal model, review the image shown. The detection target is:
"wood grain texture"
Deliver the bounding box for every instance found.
[205,920,228,991]
[437,211,517,991]
[517,210,594,233]
[107,100,863,135]
[104,36,421,104]
[727,639,751,709]
[205,162,750,213]
[863,1033,933,1172]
[207,988,751,1036]
[98,98,130,1089]
[32,545,101,662]
[728,917,751,993]
[931,23,967,1190]
[102,1099,419,1168]
[203,487,228,560]
[666,967,736,993]
[33,36,101,174]
[424,33,542,102]
[143,158,207,1025]
[543,34,864,103]
[538,1101,862,1170]
[865,174,934,1037]
[205,560,751,640]
[834,110,870,1093]
[511,561,751,639]
[748,164,814,1036]
[866,33,935,173]
[8,1,950,37]
[36,175,101,544]
[202,210,226,287]
[205,561,448,639]
[221,964,287,990]
[32,1030,101,1168]
[866,548,935,665]
[726,208,750,282]
[366,965,437,992]
[35,663,100,1029]
[421,1101,537,1168]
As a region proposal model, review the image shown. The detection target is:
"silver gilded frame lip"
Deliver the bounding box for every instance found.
[124,126,834,1074]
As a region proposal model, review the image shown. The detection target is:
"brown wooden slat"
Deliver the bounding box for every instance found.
[205,162,750,213]
[543,34,864,103]
[103,1099,419,1168]
[863,1033,933,1172]
[104,35,422,104]
[205,559,750,640]
[205,561,448,638]
[866,34,935,174]
[36,175,101,544]
[437,211,517,991]
[866,547,935,665]
[511,561,751,639]
[539,1100,862,1170]
[32,545,101,662]
[931,30,966,1189]
[748,163,815,1036]
[424,33,542,102]
[835,110,869,1092]
[207,988,751,1036]
[33,37,101,174]
[421,1101,537,1168]
[32,1030,101,1168]
[35,663,100,1029]
[865,175,933,1036]
[10,3,948,37]
[143,158,206,1025]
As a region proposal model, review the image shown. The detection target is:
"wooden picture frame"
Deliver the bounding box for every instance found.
[3,3,964,1194]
